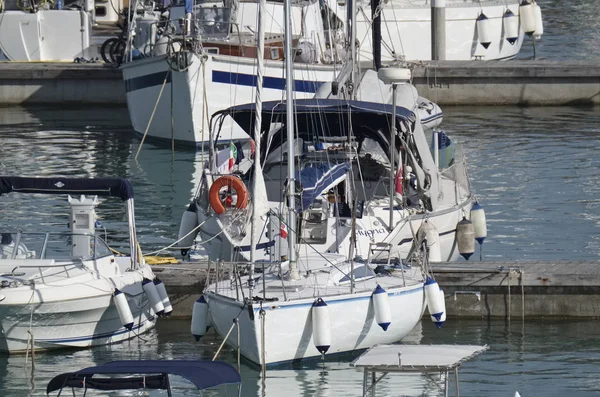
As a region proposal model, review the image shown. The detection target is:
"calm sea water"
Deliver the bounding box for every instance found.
[0,101,599,396]
[1,4,600,394]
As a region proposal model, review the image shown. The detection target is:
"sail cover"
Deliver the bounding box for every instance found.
[297,162,351,211]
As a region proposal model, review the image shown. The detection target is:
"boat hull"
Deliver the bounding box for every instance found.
[349,0,525,61]
[121,53,337,145]
[0,292,155,353]
[0,267,156,353]
[205,283,425,366]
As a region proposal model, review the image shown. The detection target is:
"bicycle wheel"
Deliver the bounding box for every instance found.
[110,40,126,65]
[17,0,32,11]
[100,38,120,64]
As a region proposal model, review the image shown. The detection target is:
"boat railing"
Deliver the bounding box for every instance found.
[208,259,290,302]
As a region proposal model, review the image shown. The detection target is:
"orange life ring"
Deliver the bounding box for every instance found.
[209,175,249,215]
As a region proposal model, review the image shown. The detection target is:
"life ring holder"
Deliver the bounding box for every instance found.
[209,175,249,215]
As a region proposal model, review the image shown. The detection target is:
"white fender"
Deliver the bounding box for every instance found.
[470,202,487,245]
[533,3,543,38]
[456,217,475,260]
[372,285,392,331]
[191,296,209,341]
[519,1,536,35]
[312,298,331,355]
[424,278,445,327]
[417,97,443,129]
[437,287,447,328]
[153,278,173,317]
[419,220,441,262]
[142,278,165,316]
[503,9,519,44]
[178,202,199,255]
[476,13,493,49]
[113,289,134,330]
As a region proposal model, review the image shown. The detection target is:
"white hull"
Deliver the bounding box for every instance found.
[206,279,425,365]
[342,0,525,61]
[121,54,338,145]
[0,289,155,353]
[0,261,157,353]
[0,10,105,61]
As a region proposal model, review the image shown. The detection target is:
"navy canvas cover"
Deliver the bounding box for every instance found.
[0,177,134,200]
[46,360,241,394]
[298,162,351,210]
[210,99,416,161]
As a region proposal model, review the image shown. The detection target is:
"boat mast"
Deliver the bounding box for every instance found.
[249,0,267,290]
[285,0,300,280]
[347,0,358,98]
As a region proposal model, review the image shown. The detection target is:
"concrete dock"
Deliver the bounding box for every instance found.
[1,60,599,106]
[154,259,600,319]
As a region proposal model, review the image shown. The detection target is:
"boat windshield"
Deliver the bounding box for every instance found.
[0,231,115,261]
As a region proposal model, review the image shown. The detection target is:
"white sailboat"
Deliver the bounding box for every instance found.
[193,0,434,367]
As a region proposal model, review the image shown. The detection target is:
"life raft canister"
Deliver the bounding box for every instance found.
[209,175,249,215]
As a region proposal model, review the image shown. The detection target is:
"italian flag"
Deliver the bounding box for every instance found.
[228,142,237,170]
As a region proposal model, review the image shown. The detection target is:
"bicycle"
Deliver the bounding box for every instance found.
[17,0,55,12]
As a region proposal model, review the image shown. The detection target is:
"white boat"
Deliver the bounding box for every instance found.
[195,5,432,366]
[181,94,472,263]
[120,0,341,146]
[333,0,542,62]
[0,0,127,61]
[0,177,165,353]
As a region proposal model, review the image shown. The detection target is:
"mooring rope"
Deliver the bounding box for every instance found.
[135,70,171,160]
[212,315,241,362]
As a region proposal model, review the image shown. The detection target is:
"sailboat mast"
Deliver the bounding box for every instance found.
[347,0,357,98]
[249,0,267,280]
[285,0,300,280]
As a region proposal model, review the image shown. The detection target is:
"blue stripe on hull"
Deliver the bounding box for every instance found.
[252,284,423,311]
[212,70,324,93]
[124,70,325,93]
[125,71,171,93]
[39,316,155,344]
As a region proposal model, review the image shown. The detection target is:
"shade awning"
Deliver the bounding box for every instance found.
[46,360,241,394]
[351,344,489,372]
[0,177,134,200]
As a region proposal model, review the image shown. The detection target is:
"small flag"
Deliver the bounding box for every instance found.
[280,222,288,239]
[228,142,237,170]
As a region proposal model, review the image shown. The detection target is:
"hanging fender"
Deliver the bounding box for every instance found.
[208,175,249,215]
